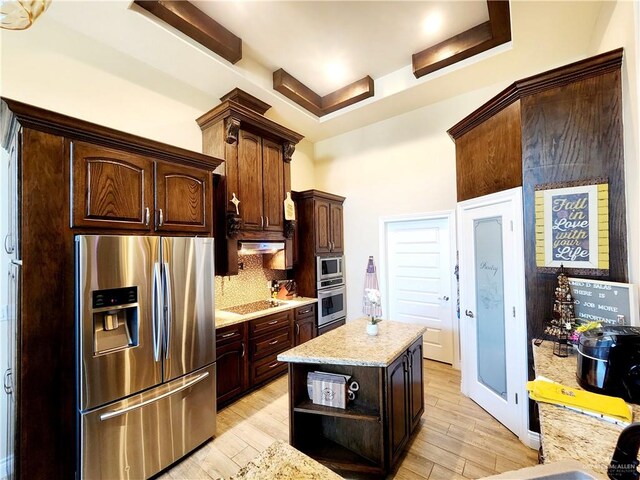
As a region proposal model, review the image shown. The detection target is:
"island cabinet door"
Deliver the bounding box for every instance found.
[408,338,425,431]
[387,353,410,466]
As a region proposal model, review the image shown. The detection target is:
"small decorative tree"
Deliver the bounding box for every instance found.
[545,265,577,356]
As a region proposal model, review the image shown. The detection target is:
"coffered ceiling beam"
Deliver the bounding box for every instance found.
[412,0,511,79]
[134,0,242,64]
[273,69,374,117]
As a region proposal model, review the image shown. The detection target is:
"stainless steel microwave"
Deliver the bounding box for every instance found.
[317,284,346,327]
[316,255,344,289]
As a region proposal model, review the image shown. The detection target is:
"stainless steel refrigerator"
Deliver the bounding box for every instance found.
[76,235,216,479]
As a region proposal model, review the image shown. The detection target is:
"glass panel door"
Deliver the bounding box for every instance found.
[474,217,507,399]
[458,187,527,438]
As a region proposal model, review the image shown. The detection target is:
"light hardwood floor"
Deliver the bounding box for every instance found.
[157,360,538,479]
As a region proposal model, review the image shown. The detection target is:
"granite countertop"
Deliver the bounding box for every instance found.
[216,297,317,329]
[230,441,342,480]
[277,318,427,367]
[532,341,640,477]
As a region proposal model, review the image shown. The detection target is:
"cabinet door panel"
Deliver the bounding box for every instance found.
[262,139,284,231]
[155,162,212,234]
[409,340,424,431]
[314,199,331,253]
[295,317,316,346]
[387,354,409,466]
[329,202,344,253]
[237,131,264,230]
[216,340,246,406]
[71,141,153,230]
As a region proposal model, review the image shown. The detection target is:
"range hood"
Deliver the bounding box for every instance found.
[238,241,285,255]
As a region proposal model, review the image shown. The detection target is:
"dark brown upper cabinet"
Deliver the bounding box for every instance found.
[292,190,346,298]
[155,161,212,234]
[197,89,303,275]
[235,131,285,232]
[71,140,213,234]
[305,193,344,255]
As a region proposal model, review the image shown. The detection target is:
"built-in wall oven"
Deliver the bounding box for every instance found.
[317,284,346,329]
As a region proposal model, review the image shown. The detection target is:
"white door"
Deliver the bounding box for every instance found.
[384,217,454,364]
[458,188,528,439]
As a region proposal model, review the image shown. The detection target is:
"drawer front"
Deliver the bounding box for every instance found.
[295,303,316,320]
[216,323,244,346]
[249,310,292,338]
[251,352,287,386]
[251,328,292,360]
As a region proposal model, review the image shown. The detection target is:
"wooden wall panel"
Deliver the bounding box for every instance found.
[521,69,625,430]
[456,101,523,201]
[19,129,75,479]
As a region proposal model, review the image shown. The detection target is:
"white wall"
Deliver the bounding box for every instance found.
[589,0,640,284]
[314,84,502,321]
[290,139,316,191]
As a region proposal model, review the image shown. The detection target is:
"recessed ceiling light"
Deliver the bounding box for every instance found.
[325,61,347,84]
[422,12,442,35]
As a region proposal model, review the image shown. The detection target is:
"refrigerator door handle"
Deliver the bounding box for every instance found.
[98,371,210,421]
[163,262,172,359]
[152,262,162,362]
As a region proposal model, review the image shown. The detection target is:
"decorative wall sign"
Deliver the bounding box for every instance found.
[568,277,638,326]
[535,179,609,275]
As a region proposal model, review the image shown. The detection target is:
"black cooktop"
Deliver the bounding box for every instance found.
[222,300,283,315]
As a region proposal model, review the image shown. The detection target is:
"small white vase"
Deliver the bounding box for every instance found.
[366,323,378,336]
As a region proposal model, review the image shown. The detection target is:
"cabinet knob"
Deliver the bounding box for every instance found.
[465,309,475,318]
[144,207,150,226]
[439,295,450,301]
[240,341,246,358]
[266,216,269,228]
[261,216,264,228]
[158,209,164,227]
[296,323,300,335]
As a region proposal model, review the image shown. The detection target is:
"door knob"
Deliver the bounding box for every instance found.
[465,309,475,318]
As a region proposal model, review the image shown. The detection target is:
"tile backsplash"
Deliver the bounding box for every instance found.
[215,254,287,309]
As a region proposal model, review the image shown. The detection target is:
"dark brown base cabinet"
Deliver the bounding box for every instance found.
[292,190,346,298]
[294,303,316,345]
[288,337,424,477]
[216,304,316,408]
[215,323,248,406]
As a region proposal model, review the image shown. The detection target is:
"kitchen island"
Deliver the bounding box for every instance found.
[278,318,427,477]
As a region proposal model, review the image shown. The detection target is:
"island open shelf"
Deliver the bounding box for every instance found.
[278,319,427,477]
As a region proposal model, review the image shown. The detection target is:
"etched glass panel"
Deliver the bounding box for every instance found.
[474,217,507,399]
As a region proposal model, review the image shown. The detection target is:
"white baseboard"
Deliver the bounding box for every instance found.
[527,430,541,450]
